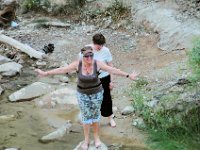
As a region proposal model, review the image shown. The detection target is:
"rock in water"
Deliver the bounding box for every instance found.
[74,140,108,150]
[40,121,72,143]
[0,115,15,123]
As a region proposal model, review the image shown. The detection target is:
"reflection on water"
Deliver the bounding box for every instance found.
[108,145,147,150]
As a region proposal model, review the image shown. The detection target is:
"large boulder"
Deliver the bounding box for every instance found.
[34,87,78,108]
[8,82,55,102]
[132,1,200,51]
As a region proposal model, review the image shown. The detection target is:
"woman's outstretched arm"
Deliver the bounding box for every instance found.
[97,61,138,80]
[35,60,78,77]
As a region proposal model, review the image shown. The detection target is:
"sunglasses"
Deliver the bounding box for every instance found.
[83,53,94,58]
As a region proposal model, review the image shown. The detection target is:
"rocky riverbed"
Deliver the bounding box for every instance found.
[1,0,200,150]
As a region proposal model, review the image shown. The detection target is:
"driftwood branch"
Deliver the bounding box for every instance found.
[38,22,71,28]
[0,34,45,59]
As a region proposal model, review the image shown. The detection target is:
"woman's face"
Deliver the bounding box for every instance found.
[83,52,94,64]
[93,44,103,51]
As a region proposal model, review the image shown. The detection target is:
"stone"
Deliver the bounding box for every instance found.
[36,60,47,66]
[121,105,135,115]
[132,117,146,129]
[58,76,69,83]
[0,62,22,75]
[40,121,72,143]
[74,140,108,150]
[0,114,15,123]
[8,82,55,102]
[0,85,4,95]
[0,55,11,65]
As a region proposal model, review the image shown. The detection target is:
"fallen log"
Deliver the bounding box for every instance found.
[37,21,71,28]
[0,34,45,59]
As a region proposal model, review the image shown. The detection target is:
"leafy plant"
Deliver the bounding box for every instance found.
[106,0,131,21]
[129,77,200,150]
[73,0,86,8]
[22,0,41,10]
[129,78,149,113]
[188,38,200,82]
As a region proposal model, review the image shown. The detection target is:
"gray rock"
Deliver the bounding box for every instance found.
[121,105,135,115]
[9,82,55,102]
[0,55,11,65]
[0,115,15,123]
[2,70,18,77]
[103,16,112,28]
[146,99,159,108]
[133,2,200,51]
[112,106,118,113]
[36,60,47,66]
[40,121,72,143]
[0,62,22,75]
[0,86,4,95]
[58,76,69,83]
[34,87,78,109]
[132,117,146,129]
[50,87,78,105]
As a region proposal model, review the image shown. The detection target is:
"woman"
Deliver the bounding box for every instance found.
[83,33,117,127]
[35,46,138,150]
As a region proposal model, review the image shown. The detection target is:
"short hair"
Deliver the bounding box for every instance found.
[92,33,106,45]
[81,46,93,54]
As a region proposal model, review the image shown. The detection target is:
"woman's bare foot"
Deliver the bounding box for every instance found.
[109,115,116,127]
[94,138,101,148]
[81,141,89,150]
[109,117,116,127]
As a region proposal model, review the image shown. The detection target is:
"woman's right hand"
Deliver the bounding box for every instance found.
[35,69,48,77]
[129,71,139,80]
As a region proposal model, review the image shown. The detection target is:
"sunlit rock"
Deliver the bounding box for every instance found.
[0,62,22,76]
[0,115,15,123]
[40,121,72,143]
[121,105,135,115]
[9,82,55,102]
[34,87,78,109]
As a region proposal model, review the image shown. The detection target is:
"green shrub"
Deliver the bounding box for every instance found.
[129,78,200,150]
[188,38,200,82]
[106,0,131,21]
[22,0,41,11]
[129,78,149,113]
[73,0,86,8]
